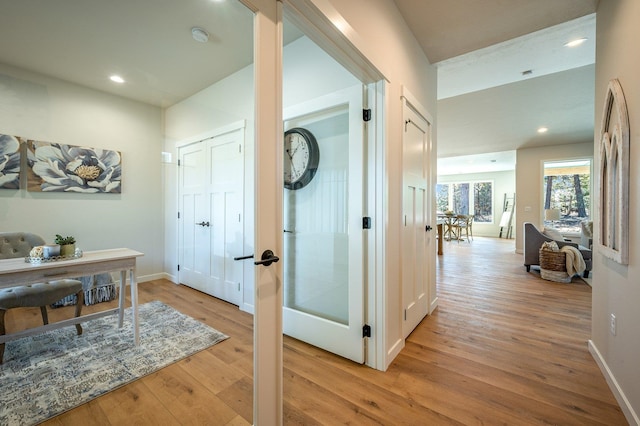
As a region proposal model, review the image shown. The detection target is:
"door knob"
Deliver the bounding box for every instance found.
[254,249,280,267]
[426,225,433,231]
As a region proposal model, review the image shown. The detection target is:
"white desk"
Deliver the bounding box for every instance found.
[0,248,144,345]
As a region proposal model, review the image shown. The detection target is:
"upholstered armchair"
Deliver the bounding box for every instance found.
[0,232,84,363]
[523,222,592,278]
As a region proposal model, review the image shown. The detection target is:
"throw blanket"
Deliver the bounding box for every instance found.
[561,246,586,276]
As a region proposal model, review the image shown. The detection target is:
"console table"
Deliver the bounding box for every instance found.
[0,248,144,345]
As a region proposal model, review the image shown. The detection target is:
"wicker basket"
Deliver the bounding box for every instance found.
[539,247,566,271]
[539,247,571,283]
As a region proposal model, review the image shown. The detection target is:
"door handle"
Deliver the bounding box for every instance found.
[234,254,254,261]
[426,225,433,231]
[196,221,210,227]
[254,249,280,267]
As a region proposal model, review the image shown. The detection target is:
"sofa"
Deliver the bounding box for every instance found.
[523,222,592,278]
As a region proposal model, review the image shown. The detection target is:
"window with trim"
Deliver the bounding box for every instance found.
[436,181,493,223]
[542,159,591,234]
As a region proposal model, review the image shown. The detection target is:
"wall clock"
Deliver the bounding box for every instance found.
[284,127,320,190]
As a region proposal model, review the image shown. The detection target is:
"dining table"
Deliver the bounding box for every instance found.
[437,213,459,241]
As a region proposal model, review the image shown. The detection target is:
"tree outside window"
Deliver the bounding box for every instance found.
[543,159,591,233]
[436,181,493,222]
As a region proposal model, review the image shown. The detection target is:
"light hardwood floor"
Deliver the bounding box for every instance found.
[7,237,626,425]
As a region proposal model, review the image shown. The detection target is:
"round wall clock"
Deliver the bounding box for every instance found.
[284,127,320,190]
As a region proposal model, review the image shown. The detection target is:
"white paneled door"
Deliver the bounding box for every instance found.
[402,99,431,338]
[178,128,244,306]
[282,85,367,363]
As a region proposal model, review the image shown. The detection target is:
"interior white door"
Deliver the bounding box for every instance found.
[402,102,430,338]
[178,128,244,306]
[282,84,366,363]
[178,142,209,293]
[206,130,244,305]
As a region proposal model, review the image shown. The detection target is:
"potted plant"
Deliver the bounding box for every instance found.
[55,234,76,257]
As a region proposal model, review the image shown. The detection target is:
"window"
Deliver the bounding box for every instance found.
[436,181,493,222]
[542,159,591,234]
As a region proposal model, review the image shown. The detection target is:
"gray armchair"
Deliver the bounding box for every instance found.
[0,232,84,363]
[523,222,592,278]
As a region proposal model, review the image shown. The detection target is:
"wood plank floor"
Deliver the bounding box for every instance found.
[6,237,626,425]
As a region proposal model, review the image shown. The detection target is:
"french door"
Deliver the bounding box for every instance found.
[282,84,367,363]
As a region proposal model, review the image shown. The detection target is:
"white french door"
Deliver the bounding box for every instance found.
[178,128,245,306]
[282,84,366,363]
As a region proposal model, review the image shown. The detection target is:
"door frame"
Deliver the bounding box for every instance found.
[284,0,387,372]
[247,0,388,423]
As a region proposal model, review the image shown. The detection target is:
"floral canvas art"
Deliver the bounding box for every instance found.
[0,134,21,189]
[27,141,122,193]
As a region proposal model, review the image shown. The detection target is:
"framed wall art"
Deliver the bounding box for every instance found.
[27,141,122,193]
[0,134,21,190]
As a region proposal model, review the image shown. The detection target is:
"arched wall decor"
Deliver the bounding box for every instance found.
[598,78,629,265]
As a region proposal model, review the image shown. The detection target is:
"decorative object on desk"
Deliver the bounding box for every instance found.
[0,301,229,426]
[26,140,122,193]
[0,134,21,190]
[42,244,61,258]
[54,234,76,257]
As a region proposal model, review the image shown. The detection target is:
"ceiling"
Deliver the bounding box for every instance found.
[1,0,598,170]
[392,0,598,174]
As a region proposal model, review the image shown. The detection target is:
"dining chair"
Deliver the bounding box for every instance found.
[453,215,474,243]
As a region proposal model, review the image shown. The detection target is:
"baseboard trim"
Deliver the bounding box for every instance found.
[386,337,404,371]
[588,340,639,426]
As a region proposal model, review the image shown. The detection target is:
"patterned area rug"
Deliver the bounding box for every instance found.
[0,301,228,425]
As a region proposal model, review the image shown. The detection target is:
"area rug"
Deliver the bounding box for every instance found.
[0,301,228,425]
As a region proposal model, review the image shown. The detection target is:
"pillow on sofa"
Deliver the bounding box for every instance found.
[543,227,564,241]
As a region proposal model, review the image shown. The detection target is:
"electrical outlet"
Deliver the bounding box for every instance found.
[610,313,616,336]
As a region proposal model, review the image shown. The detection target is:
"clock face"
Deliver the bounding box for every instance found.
[284,128,319,190]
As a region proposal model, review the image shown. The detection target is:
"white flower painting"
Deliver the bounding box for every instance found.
[0,134,21,190]
[27,141,122,193]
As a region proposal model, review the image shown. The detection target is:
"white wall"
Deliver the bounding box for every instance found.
[592,0,640,423]
[514,142,593,253]
[437,170,516,238]
[0,63,164,279]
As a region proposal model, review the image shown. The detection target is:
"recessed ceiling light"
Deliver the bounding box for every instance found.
[538,127,549,134]
[191,27,209,43]
[564,38,587,47]
[109,75,125,83]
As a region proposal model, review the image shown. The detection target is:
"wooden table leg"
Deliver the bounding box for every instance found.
[437,223,443,255]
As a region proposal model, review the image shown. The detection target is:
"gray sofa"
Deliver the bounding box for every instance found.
[523,222,592,278]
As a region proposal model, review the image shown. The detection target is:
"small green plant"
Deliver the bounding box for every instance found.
[54,234,76,245]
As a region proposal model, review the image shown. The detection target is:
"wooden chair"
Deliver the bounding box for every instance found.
[0,232,84,363]
[453,214,474,242]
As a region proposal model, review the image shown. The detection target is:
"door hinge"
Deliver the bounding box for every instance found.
[239,144,242,153]
[177,159,181,166]
[363,108,372,122]
[362,324,371,338]
[363,216,372,229]
[178,211,180,219]
[177,264,180,271]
